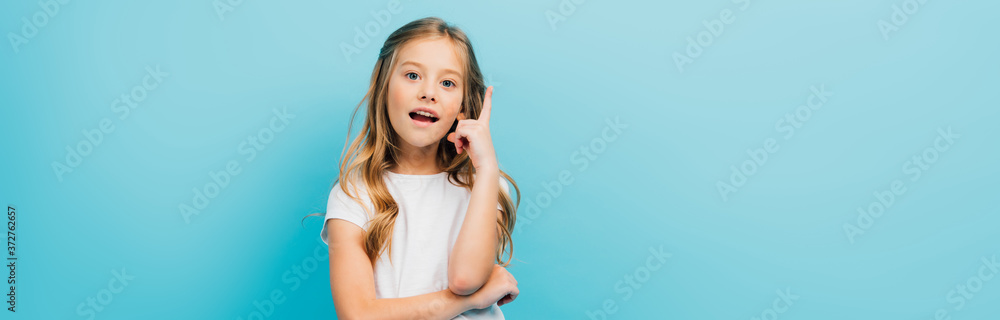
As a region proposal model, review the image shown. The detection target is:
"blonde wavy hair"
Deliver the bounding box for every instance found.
[323,17,519,267]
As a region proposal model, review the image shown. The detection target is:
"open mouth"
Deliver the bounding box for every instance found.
[409,111,439,124]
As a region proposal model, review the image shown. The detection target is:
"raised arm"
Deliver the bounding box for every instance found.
[444,86,507,296]
[328,219,508,319]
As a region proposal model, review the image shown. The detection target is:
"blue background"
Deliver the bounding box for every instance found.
[2,0,999,319]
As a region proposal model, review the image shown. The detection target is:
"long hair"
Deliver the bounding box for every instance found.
[325,17,519,267]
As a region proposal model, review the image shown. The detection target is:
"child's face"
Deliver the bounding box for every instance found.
[386,37,465,150]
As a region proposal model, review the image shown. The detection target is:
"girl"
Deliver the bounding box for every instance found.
[320,17,521,319]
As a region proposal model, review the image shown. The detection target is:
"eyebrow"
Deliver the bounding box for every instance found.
[398,60,462,78]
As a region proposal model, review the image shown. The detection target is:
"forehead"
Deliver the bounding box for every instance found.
[395,37,464,77]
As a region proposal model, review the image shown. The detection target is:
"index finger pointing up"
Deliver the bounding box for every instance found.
[479,86,493,124]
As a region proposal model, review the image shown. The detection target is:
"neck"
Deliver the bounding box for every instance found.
[390,140,441,175]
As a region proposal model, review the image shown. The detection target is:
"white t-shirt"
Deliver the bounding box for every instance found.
[320,170,509,319]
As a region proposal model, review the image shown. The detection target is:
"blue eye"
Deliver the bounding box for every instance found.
[442,80,455,88]
[406,72,418,80]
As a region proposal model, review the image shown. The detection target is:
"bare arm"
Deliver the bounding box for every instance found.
[444,86,506,296]
[447,169,501,295]
[328,219,476,320]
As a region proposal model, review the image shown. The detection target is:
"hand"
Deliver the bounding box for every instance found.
[447,86,498,172]
[467,264,519,309]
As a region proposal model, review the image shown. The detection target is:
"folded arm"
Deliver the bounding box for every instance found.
[328,219,475,320]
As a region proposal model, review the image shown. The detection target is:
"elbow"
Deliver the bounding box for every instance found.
[334,306,360,320]
[336,307,367,320]
[335,308,356,320]
[448,273,486,296]
[334,299,370,320]
[336,312,361,320]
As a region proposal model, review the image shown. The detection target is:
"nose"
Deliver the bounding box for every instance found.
[418,82,436,102]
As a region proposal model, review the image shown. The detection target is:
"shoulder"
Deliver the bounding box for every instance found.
[327,178,374,212]
[331,175,371,196]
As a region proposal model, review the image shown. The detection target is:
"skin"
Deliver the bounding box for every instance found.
[386,37,465,175]
[328,37,518,319]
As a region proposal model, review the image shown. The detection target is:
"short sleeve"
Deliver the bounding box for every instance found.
[320,182,371,246]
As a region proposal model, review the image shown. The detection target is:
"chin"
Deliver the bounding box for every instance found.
[400,133,441,149]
